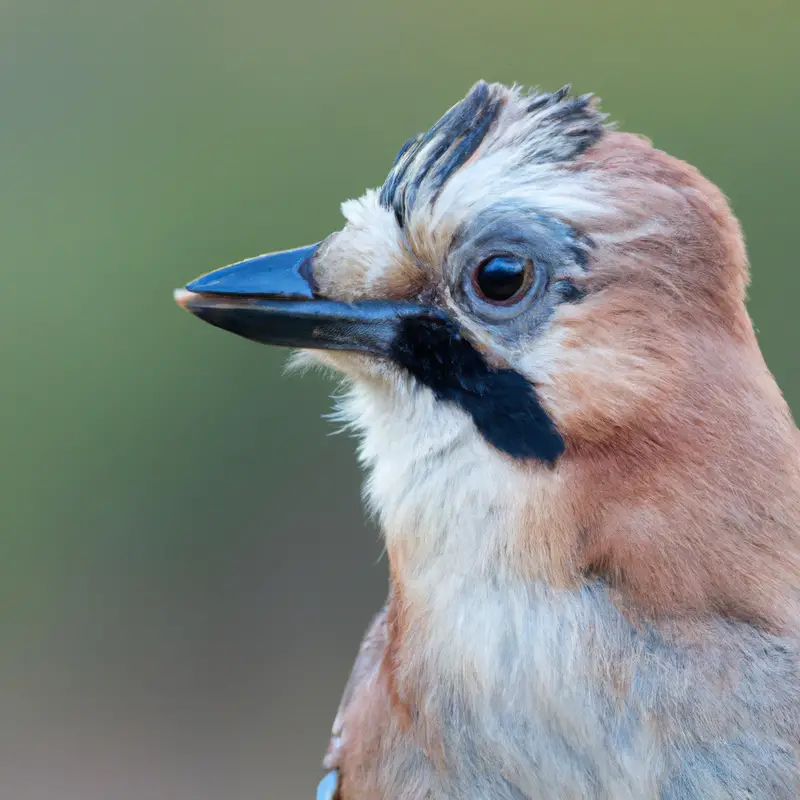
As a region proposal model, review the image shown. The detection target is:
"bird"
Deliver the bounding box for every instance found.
[175,81,800,798]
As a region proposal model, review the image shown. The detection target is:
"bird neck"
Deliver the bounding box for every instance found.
[345,374,576,586]
[344,342,800,639]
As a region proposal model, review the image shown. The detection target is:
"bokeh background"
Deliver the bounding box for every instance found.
[3,0,799,797]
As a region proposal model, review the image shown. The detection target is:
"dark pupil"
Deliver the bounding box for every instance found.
[475,257,527,302]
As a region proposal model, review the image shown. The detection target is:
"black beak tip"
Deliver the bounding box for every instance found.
[174,287,207,315]
[174,287,191,308]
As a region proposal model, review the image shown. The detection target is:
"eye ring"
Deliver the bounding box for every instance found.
[471,255,534,306]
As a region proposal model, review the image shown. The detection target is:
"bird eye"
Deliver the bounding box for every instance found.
[472,256,531,304]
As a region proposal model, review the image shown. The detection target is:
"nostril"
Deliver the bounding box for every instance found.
[297,252,320,296]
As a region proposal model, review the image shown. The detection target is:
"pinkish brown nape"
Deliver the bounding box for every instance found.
[176,81,800,799]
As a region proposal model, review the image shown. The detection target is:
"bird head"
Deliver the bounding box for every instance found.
[176,82,800,632]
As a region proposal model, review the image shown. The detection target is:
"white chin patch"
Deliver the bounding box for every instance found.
[286,349,400,386]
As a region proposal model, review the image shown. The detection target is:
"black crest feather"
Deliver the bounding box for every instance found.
[380,81,606,229]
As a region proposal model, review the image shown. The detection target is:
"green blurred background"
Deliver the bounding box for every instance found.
[2,0,798,797]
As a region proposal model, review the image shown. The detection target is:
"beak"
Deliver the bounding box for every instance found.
[174,242,444,355]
